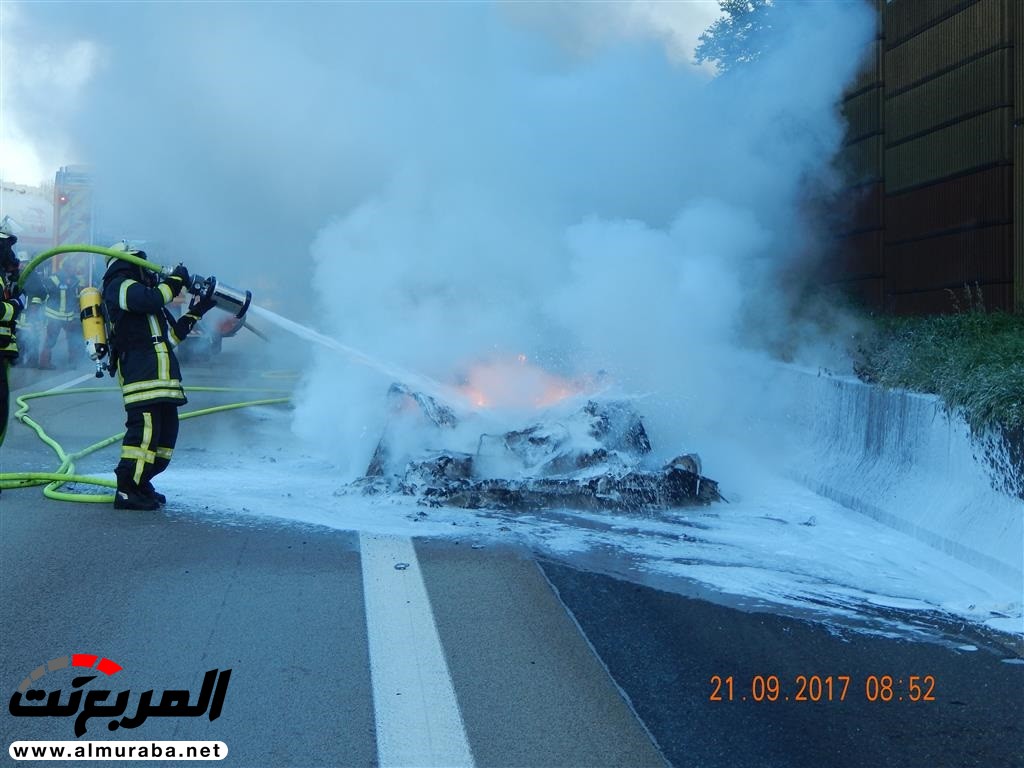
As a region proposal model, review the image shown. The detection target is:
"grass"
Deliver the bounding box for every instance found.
[853,304,1024,432]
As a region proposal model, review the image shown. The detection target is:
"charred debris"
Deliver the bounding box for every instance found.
[359,383,722,512]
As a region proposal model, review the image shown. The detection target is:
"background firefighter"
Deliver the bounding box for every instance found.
[38,261,84,370]
[102,243,216,510]
[13,256,46,368]
[0,228,26,454]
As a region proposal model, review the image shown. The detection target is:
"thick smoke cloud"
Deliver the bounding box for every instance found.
[8,1,875,475]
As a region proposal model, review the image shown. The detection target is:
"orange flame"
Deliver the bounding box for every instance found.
[457,355,585,410]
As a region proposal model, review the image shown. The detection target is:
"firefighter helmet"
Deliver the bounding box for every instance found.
[106,240,147,263]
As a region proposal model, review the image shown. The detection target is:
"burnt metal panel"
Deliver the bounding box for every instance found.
[884,166,1013,242]
[884,48,1012,143]
[884,224,1012,293]
[885,107,1012,193]
[884,0,978,49]
[885,0,1012,94]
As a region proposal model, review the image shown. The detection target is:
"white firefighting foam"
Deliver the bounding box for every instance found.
[157,393,1021,644]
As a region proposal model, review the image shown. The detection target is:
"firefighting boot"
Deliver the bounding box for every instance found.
[113,472,159,511]
[139,480,166,505]
[37,349,55,370]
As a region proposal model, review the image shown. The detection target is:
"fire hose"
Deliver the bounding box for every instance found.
[0,386,290,503]
[3,244,281,502]
[16,244,255,378]
[18,244,250,312]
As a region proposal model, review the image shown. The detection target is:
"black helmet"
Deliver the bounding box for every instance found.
[0,230,17,272]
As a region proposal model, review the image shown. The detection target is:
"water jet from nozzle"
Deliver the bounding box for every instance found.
[188,274,252,319]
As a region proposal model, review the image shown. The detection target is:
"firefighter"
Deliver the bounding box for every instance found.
[38,260,83,369]
[15,254,45,367]
[102,243,216,510]
[0,228,26,453]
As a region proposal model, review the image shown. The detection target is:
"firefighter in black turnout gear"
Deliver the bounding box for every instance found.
[102,243,216,510]
[39,261,84,370]
[0,227,26,453]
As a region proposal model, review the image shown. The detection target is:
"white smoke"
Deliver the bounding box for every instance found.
[0,3,104,183]
[6,1,876,476]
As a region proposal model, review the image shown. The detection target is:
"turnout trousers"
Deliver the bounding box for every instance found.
[43,318,80,363]
[115,402,180,489]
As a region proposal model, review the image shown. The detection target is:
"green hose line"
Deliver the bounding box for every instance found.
[1,385,291,503]
[17,244,163,291]
[6,244,284,504]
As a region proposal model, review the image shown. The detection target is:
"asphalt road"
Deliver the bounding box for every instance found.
[1,357,1021,768]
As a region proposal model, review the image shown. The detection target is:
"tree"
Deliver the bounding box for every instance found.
[694,0,775,73]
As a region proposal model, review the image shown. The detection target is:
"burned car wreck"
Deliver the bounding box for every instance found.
[360,383,722,512]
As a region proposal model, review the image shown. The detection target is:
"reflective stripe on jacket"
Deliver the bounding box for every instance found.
[43,274,80,322]
[102,262,197,409]
[0,274,19,358]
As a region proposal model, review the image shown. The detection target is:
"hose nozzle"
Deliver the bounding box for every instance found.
[188,274,252,319]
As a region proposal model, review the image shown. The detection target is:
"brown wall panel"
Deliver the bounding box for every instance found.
[833,182,884,235]
[1016,0,1024,121]
[884,166,1012,242]
[831,0,1020,314]
[889,283,1013,315]
[843,86,883,142]
[884,48,1012,143]
[835,230,884,280]
[884,107,1012,192]
[884,224,1012,293]
[849,40,883,95]
[839,278,884,311]
[884,0,977,48]
[1016,0,1023,311]
[839,134,883,185]
[885,0,1012,94]
[1016,127,1023,311]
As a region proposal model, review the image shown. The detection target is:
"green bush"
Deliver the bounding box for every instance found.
[854,308,1024,431]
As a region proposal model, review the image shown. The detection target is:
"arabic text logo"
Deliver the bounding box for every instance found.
[8,653,231,737]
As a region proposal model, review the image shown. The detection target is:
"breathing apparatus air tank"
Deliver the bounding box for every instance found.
[78,286,109,378]
[187,274,252,319]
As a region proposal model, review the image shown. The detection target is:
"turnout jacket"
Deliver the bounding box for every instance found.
[0,273,20,360]
[102,259,200,409]
[43,272,82,322]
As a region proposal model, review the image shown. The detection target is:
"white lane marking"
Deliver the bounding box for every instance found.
[44,373,95,393]
[360,533,474,768]
[12,371,95,396]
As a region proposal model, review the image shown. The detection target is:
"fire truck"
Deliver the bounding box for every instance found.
[53,165,93,245]
[52,165,97,281]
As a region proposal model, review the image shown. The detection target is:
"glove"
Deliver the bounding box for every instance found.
[189,290,217,317]
[164,263,190,297]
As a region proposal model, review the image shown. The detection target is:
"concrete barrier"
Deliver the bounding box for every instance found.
[777,367,1023,588]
